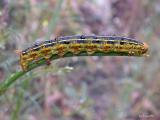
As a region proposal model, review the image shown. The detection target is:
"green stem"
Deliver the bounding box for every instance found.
[0,51,139,95]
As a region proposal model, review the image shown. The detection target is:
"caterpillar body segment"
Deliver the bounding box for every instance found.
[19,35,149,71]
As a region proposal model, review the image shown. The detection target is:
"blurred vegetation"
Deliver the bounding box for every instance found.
[0,0,160,120]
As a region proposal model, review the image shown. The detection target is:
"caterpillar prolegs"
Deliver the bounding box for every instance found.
[19,35,149,71]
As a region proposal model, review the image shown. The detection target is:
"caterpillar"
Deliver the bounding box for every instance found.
[19,35,149,71]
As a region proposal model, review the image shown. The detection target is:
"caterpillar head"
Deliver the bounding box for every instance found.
[142,42,149,57]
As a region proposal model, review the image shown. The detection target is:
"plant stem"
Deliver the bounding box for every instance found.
[0,51,137,95]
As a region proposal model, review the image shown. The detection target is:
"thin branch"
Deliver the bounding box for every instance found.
[0,51,138,95]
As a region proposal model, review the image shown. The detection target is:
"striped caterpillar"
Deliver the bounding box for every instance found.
[19,35,149,71]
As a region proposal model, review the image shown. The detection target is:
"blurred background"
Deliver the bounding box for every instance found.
[0,0,160,120]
